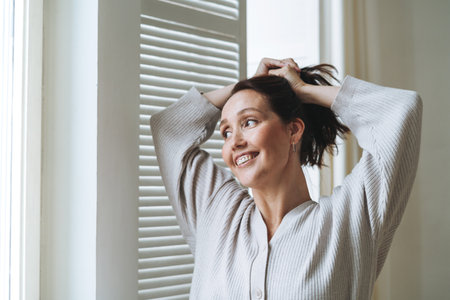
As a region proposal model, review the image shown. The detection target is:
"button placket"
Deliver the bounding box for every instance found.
[249,205,270,300]
[250,244,268,300]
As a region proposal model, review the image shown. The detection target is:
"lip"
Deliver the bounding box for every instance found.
[234,151,259,167]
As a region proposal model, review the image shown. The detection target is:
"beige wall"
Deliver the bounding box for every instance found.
[367,0,450,299]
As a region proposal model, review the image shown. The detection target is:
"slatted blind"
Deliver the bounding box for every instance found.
[138,1,245,299]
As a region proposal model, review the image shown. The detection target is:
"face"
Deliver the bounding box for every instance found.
[220,89,294,189]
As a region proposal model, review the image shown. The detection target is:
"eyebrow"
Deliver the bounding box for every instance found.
[219,107,266,128]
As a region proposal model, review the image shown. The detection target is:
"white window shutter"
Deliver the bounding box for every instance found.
[138,1,246,299]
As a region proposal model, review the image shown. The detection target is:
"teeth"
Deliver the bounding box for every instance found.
[236,154,254,166]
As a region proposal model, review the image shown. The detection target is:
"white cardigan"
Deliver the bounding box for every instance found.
[150,76,423,300]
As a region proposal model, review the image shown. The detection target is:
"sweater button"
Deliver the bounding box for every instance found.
[255,288,262,299]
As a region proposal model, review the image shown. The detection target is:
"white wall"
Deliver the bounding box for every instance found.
[366,0,450,299]
[246,0,320,76]
[97,0,140,298]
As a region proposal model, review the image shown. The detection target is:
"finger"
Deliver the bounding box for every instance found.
[280,58,301,72]
[268,69,278,76]
[255,58,287,77]
[268,67,284,77]
[280,58,297,66]
[262,57,286,69]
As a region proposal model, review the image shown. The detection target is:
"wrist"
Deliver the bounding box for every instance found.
[295,84,340,108]
[203,83,236,109]
[293,83,313,103]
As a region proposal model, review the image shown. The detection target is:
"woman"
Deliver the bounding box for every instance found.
[150,58,422,299]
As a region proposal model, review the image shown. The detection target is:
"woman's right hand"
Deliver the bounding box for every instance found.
[254,57,301,77]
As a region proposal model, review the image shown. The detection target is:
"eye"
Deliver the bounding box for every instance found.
[222,130,232,139]
[244,119,257,128]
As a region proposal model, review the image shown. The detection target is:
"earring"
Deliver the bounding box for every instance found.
[291,143,296,153]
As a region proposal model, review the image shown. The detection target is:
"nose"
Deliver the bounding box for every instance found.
[231,130,246,150]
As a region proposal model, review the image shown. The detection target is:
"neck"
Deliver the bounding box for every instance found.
[252,162,311,240]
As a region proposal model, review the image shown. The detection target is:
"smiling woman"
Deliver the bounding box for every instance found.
[220,89,295,189]
[150,57,422,299]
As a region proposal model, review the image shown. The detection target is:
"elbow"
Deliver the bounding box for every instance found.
[403,91,423,127]
[149,112,164,148]
[149,111,161,129]
[411,91,423,115]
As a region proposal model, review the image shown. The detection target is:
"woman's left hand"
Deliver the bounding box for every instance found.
[268,58,307,94]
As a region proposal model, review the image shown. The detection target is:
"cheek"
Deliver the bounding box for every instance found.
[221,144,233,167]
[254,125,290,157]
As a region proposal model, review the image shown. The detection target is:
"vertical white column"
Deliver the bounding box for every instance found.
[0,0,15,298]
[41,0,98,298]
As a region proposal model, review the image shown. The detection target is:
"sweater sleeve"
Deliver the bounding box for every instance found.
[330,76,423,248]
[150,87,238,252]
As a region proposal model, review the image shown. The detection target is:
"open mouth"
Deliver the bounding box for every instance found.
[235,152,259,166]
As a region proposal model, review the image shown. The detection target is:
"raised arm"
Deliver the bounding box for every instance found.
[330,77,423,237]
[150,88,239,252]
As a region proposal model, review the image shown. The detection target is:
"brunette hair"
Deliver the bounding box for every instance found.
[230,64,350,168]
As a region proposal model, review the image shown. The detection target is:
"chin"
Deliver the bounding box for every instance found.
[234,174,253,188]
[236,173,262,189]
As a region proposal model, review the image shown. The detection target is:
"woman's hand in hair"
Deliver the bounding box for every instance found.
[267,62,307,95]
[268,59,340,109]
[254,57,301,77]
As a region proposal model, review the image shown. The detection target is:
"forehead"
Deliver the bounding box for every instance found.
[221,89,271,119]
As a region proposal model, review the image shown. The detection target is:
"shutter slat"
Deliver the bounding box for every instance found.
[207,0,238,9]
[139,135,154,146]
[139,254,194,269]
[139,165,160,177]
[141,23,237,52]
[140,115,151,126]
[140,104,165,116]
[140,176,164,186]
[139,264,194,279]
[151,294,189,300]
[138,283,191,299]
[139,186,168,197]
[140,94,177,107]
[139,226,181,238]
[141,34,237,61]
[139,206,175,218]
[139,273,193,290]
[139,197,170,206]
[166,0,238,19]
[140,65,235,86]
[141,1,239,37]
[139,124,150,135]
[139,155,159,166]
[139,217,178,227]
[140,84,186,99]
[140,55,238,78]
[139,245,192,259]
[139,235,186,248]
[139,145,156,157]
[141,14,235,43]
[140,75,223,93]
[140,46,238,70]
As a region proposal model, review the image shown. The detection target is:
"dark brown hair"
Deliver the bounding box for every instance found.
[230,64,350,167]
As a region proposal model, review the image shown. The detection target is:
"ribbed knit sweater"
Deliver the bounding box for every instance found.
[150,76,423,300]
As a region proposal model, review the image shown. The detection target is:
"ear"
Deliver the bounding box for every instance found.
[289,118,305,144]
